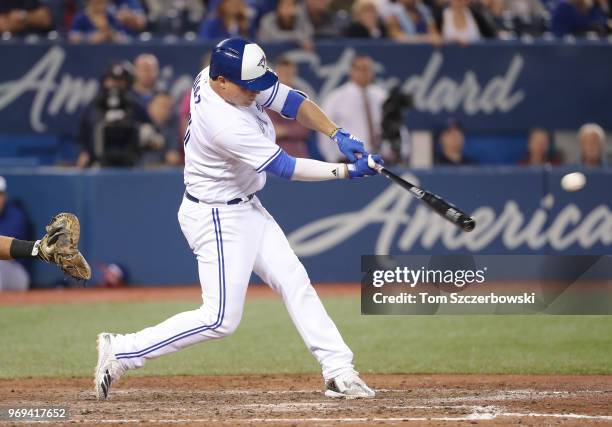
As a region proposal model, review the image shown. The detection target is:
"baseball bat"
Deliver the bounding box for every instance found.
[370,161,476,232]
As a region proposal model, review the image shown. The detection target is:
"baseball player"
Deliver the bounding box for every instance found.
[95,38,382,399]
[0,213,91,282]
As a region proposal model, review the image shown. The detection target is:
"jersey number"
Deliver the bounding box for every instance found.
[184,73,203,146]
[183,112,192,146]
[193,73,202,104]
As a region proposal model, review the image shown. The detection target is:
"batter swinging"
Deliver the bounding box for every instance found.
[95,38,382,399]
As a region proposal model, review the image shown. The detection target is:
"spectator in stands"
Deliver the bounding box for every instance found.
[386,0,442,43]
[258,0,314,49]
[318,55,387,162]
[143,0,205,34]
[69,0,127,43]
[552,0,609,37]
[76,62,162,168]
[440,0,483,43]
[199,0,254,40]
[47,0,78,34]
[422,0,448,25]
[143,91,178,166]
[602,0,612,17]
[344,0,388,39]
[434,119,474,165]
[579,123,607,166]
[268,57,312,158]
[500,0,548,35]
[111,0,147,35]
[297,0,348,38]
[519,128,560,166]
[0,0,52,36]
[274,55,312,95]
[0,177,31,291]
[132,53,160,109]
[470,0,501,38]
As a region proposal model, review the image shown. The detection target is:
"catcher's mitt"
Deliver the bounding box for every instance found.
[35,213,92,281]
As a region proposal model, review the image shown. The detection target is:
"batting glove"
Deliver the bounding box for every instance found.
[348,154,384,179]
[330,128,367,162]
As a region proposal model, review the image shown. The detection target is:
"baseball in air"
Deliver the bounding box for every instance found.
[561,172,586,192]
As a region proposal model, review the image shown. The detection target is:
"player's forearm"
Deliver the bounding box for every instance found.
[296,99,338,137]
[291,158,348,181]
[0,236,12,260]
[264,150,348,181]
[0,236,37,260]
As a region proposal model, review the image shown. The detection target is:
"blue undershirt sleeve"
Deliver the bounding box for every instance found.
[263,149,296,179]
[280,90,307,119]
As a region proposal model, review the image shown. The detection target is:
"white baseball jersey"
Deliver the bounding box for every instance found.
[110,66,355,383]
[183,67,292,203]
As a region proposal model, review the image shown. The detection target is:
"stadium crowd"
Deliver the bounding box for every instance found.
[0,0,609,168]
[0,0,610,41]
[70,51,609,169]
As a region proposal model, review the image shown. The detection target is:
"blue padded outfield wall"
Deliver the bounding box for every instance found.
[0,167,609,286]
[0,41,612,136]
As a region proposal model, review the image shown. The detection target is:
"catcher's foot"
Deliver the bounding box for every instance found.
[94,333,125,400]
[324,371,375,399]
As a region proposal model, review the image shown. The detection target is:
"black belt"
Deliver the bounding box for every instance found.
[185,191,254,205]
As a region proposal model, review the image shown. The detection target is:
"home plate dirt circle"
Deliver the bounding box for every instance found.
[1,374,611,425]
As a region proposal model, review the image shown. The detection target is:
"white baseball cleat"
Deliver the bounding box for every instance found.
[94,333,125,400]
[324,370,375,398]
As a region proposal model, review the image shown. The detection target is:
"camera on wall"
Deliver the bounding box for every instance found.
[92,62,163,167]
[380,86,413,165]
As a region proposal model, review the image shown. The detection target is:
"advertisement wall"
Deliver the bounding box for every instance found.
[1,41,611,137]
[1,167,609,286]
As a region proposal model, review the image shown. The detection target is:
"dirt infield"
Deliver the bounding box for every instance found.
[2,286,611,425]
[0,284,358,306]
[1,375,611,425]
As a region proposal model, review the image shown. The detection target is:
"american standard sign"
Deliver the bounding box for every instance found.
[288,174,612,256]
[0,42,610,134]
[278,168,612,259]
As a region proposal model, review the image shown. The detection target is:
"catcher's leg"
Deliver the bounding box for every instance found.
[251,201,355,381]
[109,201,263,370]
[0,259,30,291]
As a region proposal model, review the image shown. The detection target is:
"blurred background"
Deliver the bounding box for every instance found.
[0,0,610,289]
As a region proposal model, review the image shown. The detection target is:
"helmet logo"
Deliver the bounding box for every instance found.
[257,55,266,69]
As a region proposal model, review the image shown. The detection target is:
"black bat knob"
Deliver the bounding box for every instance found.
[461,217,476,232]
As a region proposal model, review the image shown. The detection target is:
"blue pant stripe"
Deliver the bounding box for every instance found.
[215,209,227,323]
[115,209,226,359]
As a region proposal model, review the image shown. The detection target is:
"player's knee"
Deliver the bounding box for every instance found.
[194,305,240,337]
[195,299,244,337]
[214,315,241,336]
[213,305,243,336]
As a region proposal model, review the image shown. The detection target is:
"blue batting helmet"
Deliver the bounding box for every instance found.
[209,38,278,91]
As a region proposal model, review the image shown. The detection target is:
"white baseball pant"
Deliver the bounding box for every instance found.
[112,196,354,380]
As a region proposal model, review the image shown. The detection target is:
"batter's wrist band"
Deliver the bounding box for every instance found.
[329,127,340,139]
[9,239,37,259]
[332,164,349,179]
